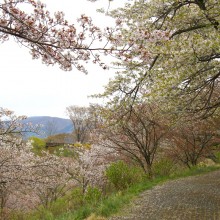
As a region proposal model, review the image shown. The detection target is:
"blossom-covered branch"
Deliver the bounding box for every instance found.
[0,0,114,72]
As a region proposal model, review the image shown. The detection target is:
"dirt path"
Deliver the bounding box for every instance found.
[109,170,220,220]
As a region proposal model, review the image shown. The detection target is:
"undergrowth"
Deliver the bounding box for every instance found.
[10,164,220,220]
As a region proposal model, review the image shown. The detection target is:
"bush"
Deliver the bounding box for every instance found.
[215,151,220,163]
[105,161,143,190]
[29,136,46,155]
[153,158,175,177]
[84,187,102,205]
[69,188,84,208]
[47,197,69,217]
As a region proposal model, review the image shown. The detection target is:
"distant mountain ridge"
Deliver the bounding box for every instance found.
[23,116,73,138]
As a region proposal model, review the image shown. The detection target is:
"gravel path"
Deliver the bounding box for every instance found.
[109,170,220,220]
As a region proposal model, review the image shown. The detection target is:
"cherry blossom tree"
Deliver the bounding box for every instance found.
[97,0,220,117]
[167,118,216,168]
[65,144,118,193]
[0,0,114,73]
[29,153,74,208]
[94,103,169,178]
[66,105,98,143]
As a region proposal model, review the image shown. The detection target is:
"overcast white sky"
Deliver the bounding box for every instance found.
[0,0,126,118]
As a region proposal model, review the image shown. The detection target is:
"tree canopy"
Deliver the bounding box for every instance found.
[101,0,220,116]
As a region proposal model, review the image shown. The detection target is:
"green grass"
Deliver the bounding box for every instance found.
[170,164,220,178]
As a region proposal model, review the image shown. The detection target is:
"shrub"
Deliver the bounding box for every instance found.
[153,158,175,177]
[105,160,143,190]
[47,197,69,217]
[29,136,46,155]
[84,187,102,205]
[215,151,220,163]
[69,188,84,208]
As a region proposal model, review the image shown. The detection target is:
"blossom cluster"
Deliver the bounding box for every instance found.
[0,0,105,72]
[65,144,119,193]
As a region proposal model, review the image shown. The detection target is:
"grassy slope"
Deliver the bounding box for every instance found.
[55,166,220,220]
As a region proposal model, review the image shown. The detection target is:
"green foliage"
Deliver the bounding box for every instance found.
[29,136,46,155]
[170,164,219,179]
[39,188,85,219]
[9,208,54,220]
[96,192,131,217]
[38,209,54,220]
[105,160,144,190]
[68,188,84,208]
[84,187,102,206]
[69,206,92,220]
[47,197,69,217]
[54,205,92,220]
[214,152,220,163]
[29,136,46,148]
[153,158,176,177]
[52,146,76,157]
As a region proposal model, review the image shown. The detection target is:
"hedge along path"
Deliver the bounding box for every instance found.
[109,170,220,220]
